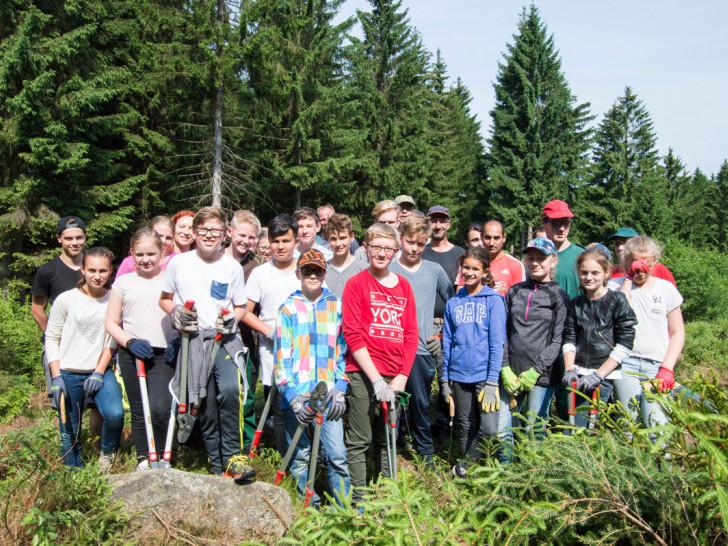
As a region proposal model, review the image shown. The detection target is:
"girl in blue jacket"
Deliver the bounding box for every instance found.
[441,247,507,477]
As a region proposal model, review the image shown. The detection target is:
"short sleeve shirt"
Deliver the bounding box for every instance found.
[31,257,82,304]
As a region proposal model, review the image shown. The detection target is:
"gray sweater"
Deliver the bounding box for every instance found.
[390,260,454,355]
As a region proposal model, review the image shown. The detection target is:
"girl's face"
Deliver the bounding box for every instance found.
[578,258,607,294]
[154,224,175,255]
[524,251,556,282]
[133,238,163,277]
[461,257,487,292]
[628,252,654,287]
[465,229,484,248]
[174,216,194,251]
[81,256,112,292]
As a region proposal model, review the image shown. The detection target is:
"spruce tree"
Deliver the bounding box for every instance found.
[484,5,592,248]
[715,161,728,253]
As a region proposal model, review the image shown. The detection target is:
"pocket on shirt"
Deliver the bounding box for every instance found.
[210,280,229,301]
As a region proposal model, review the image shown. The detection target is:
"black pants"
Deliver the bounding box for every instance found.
[452,381,499,461]
[118,348,175,462]
[199,347,255,474]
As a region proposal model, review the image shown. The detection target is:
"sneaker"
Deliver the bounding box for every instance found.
[223,454,256,482]
[98,452,115,473]
[452,462,468,478]
[136,459,151,472]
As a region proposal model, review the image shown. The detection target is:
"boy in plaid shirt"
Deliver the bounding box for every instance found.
[274,248,349,506]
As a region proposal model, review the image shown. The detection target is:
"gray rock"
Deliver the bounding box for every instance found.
[108,468,293,543]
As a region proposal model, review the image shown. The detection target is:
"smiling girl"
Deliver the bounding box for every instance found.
[45,247,123,470]
[116,216,177,277]
[562,248,637,428]
[106,228,177,470]
[441,246,506,477]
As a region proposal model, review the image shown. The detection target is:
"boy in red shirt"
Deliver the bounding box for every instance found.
[342,223,418,505]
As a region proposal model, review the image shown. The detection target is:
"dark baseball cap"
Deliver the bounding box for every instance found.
[297,248,327,270]
[56,216,86,235]
[426,205,450,218]
[609,227,639,239]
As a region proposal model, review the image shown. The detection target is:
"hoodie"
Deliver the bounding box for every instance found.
[442,284,506,384]
[274,287,348,408]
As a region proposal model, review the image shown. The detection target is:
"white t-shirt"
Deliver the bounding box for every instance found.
[45,288,116,372]
[161,251,247,329]
[111,272,174,348]
[627,277,683,362]
[245,260,300,385]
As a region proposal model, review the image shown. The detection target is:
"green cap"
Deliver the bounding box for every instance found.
[609,227,638,239]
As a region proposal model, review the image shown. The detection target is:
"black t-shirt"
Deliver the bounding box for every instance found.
[31,256,82,304]
[422,244,465,317]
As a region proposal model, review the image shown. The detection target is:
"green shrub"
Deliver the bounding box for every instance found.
[0,373,32,425]
[0,280,43,381]
[662,240,728,322]
[679,319,728,380]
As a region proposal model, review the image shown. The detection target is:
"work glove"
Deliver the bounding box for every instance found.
[562,368,580,389]
[395,390,411,408]
[173,304,198,332]
[655,366,675,391]
[626,259,650,281]
[325,388,346,421]
[83,371,105,398]
[500,366,521,395]
[440,381,453,405]
[50,375,68,409]
[371,378,395,404]
[518,368,541,392]
[214,309,237,335]
[164,337,180,364]
[426,335,442,358]
[477,381,500,413]
[126,338,154,360]
[264,327,275,341]
[578,371,604,394]
[290,395,315,426]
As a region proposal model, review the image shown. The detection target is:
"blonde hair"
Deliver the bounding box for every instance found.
[372,200,399,221]
[576,248,612,290]
[364,223,399,246]
[400,215,431,239]
[621,235,662,269]
[193,206,227,230]
[230,209,261,233]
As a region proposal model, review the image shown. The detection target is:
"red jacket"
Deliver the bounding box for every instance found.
[342,270,418,377]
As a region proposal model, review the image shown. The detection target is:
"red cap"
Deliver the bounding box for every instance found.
[541,200,574,219]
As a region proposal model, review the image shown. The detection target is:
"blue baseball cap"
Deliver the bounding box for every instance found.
[522,237,557,256]
[586,242,612,261]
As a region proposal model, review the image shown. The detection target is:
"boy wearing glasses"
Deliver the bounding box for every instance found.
[540,200,583,299]
[342,223,418,505]
[274,248,349,507]
[160,206,255,480]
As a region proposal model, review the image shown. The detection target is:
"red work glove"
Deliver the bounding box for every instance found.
[654,366,675,391]
[626,259,650,281]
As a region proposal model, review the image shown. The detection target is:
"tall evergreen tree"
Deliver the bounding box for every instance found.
[483,5,593,248]
[582,86,669,242]
[714,161,728,253]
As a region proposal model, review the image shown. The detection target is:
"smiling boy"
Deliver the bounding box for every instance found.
[325,213,366,298]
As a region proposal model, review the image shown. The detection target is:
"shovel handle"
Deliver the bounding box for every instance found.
[569,381,577,416]
[59,394,66,425]
[273,470,285,486]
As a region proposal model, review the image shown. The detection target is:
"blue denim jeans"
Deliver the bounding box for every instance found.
[284,408,350,506]
[58,368,124,468]
[612,357,669,428]
[497,384,555,464]
[404,354,436,457]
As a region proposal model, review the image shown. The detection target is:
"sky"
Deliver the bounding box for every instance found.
[336,0,728,176]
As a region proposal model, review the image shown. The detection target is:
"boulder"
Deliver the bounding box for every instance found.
[108,468,293,543]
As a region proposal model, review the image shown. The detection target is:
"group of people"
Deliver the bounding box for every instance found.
[31,196,684,508]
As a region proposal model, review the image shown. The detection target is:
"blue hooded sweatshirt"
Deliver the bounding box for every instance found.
[442,284,506,384]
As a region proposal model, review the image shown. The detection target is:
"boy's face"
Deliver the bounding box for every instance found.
[57,228,86,259]
[195,218,225,255]
[365,236,398,272]
[227,222,259,254]
[270,228,297,263]
[296,265,326,297]
[297,216,318,247]
[399,232,427,266]
[327,229,352,259]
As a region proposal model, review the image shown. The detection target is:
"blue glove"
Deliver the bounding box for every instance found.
[50,375,67,409]
[325,388,346,421]
[164,337,180,364]
[83,372,105,397]
[127,338,154,360]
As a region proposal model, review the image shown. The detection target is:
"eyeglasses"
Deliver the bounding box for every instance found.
[299,267,326,277]
[196,228,224,237]
[546,219,572,229]
[367,245,397,257]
